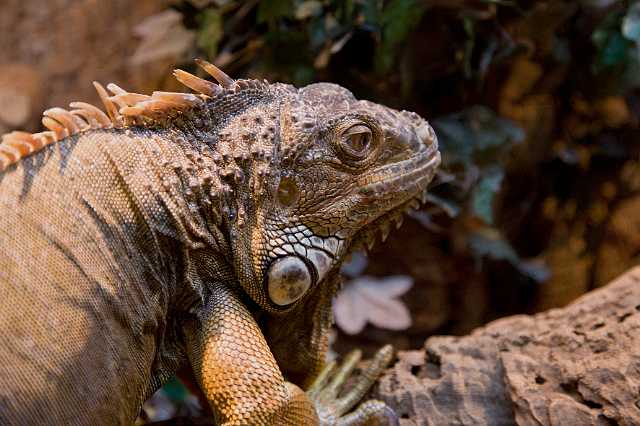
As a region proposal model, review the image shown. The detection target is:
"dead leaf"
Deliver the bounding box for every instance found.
[0,63,43,128]
[0,89,30,127]
[130,10,196,66]
[295,1,323,20]
[595,96,631,128]
[333,275,413,335]
[314,44,332,69]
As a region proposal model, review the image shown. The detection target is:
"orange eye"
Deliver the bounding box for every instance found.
[339,125,373,160]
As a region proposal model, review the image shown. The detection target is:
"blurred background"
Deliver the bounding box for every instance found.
[2,0,640,422]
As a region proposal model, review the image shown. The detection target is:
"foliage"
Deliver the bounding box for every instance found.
[592,2,640,90]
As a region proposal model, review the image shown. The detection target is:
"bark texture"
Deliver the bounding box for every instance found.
[374,266,640,426]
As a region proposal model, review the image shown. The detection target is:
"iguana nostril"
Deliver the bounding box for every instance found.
[267,256,311,306]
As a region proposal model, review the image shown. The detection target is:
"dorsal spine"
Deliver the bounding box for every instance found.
[0,59,238,172]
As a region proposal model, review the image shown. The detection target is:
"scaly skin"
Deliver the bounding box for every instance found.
[0,61,440,425]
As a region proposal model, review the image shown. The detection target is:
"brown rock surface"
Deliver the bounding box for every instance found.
[374,267,640,425]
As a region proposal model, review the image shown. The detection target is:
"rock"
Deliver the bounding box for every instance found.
[374,266,640,425]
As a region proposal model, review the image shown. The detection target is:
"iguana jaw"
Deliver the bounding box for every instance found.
[348,149,440,255]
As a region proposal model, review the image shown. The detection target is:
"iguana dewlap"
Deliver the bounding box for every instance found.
[0,59,440,425]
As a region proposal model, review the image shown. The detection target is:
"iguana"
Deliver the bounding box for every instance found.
[0,59,440,425]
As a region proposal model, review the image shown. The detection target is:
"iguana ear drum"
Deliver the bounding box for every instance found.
[267,256,312,306]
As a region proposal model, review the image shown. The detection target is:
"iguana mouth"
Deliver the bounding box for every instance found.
[348,196,426,255]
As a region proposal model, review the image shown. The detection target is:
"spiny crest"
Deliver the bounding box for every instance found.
[0,59,263,172]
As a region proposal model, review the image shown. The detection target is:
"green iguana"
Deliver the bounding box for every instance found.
[0,59,440,425]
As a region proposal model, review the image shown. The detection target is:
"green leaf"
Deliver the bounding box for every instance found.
[552,37,572,64]
[257,0,294,24]
[425,193,460,218]
[592,10,631,71]
[468,228,550,283]
[380,0,424,44]
[472,167,503,224]
[468,229,518,264]
[517,259,551,283]
[620,53,640,91]
[360,0,384,30]
[463,18,475,79]
[374,0,426,72]
[469,106,525,150]
[293,66,316,86]
[601,32,631,67]
[334,0,356,23]
[622,3,640,43]
[433,118,475,164]
[162,376,189,402]
[433,106,524,166]
[196,9,223,59]
[308,13,327,48]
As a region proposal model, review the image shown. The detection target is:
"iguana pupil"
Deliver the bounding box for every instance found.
[343,125,371,156]
[267,256,312,305]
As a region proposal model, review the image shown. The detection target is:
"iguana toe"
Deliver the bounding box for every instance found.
[308,345,397,426]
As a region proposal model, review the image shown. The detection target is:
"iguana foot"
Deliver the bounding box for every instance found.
[307,345,398,426]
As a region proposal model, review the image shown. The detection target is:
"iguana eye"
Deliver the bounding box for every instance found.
[338,125,373,161]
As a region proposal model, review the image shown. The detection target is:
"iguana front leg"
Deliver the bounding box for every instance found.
[183,283,396,425]
[183,283,318,425]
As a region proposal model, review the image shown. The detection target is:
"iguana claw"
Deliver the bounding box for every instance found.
[307,345,398,426]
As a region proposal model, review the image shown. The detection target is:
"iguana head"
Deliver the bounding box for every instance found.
[213,76,440,313]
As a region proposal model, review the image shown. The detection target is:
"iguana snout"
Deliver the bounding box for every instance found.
[359,126,439,207]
